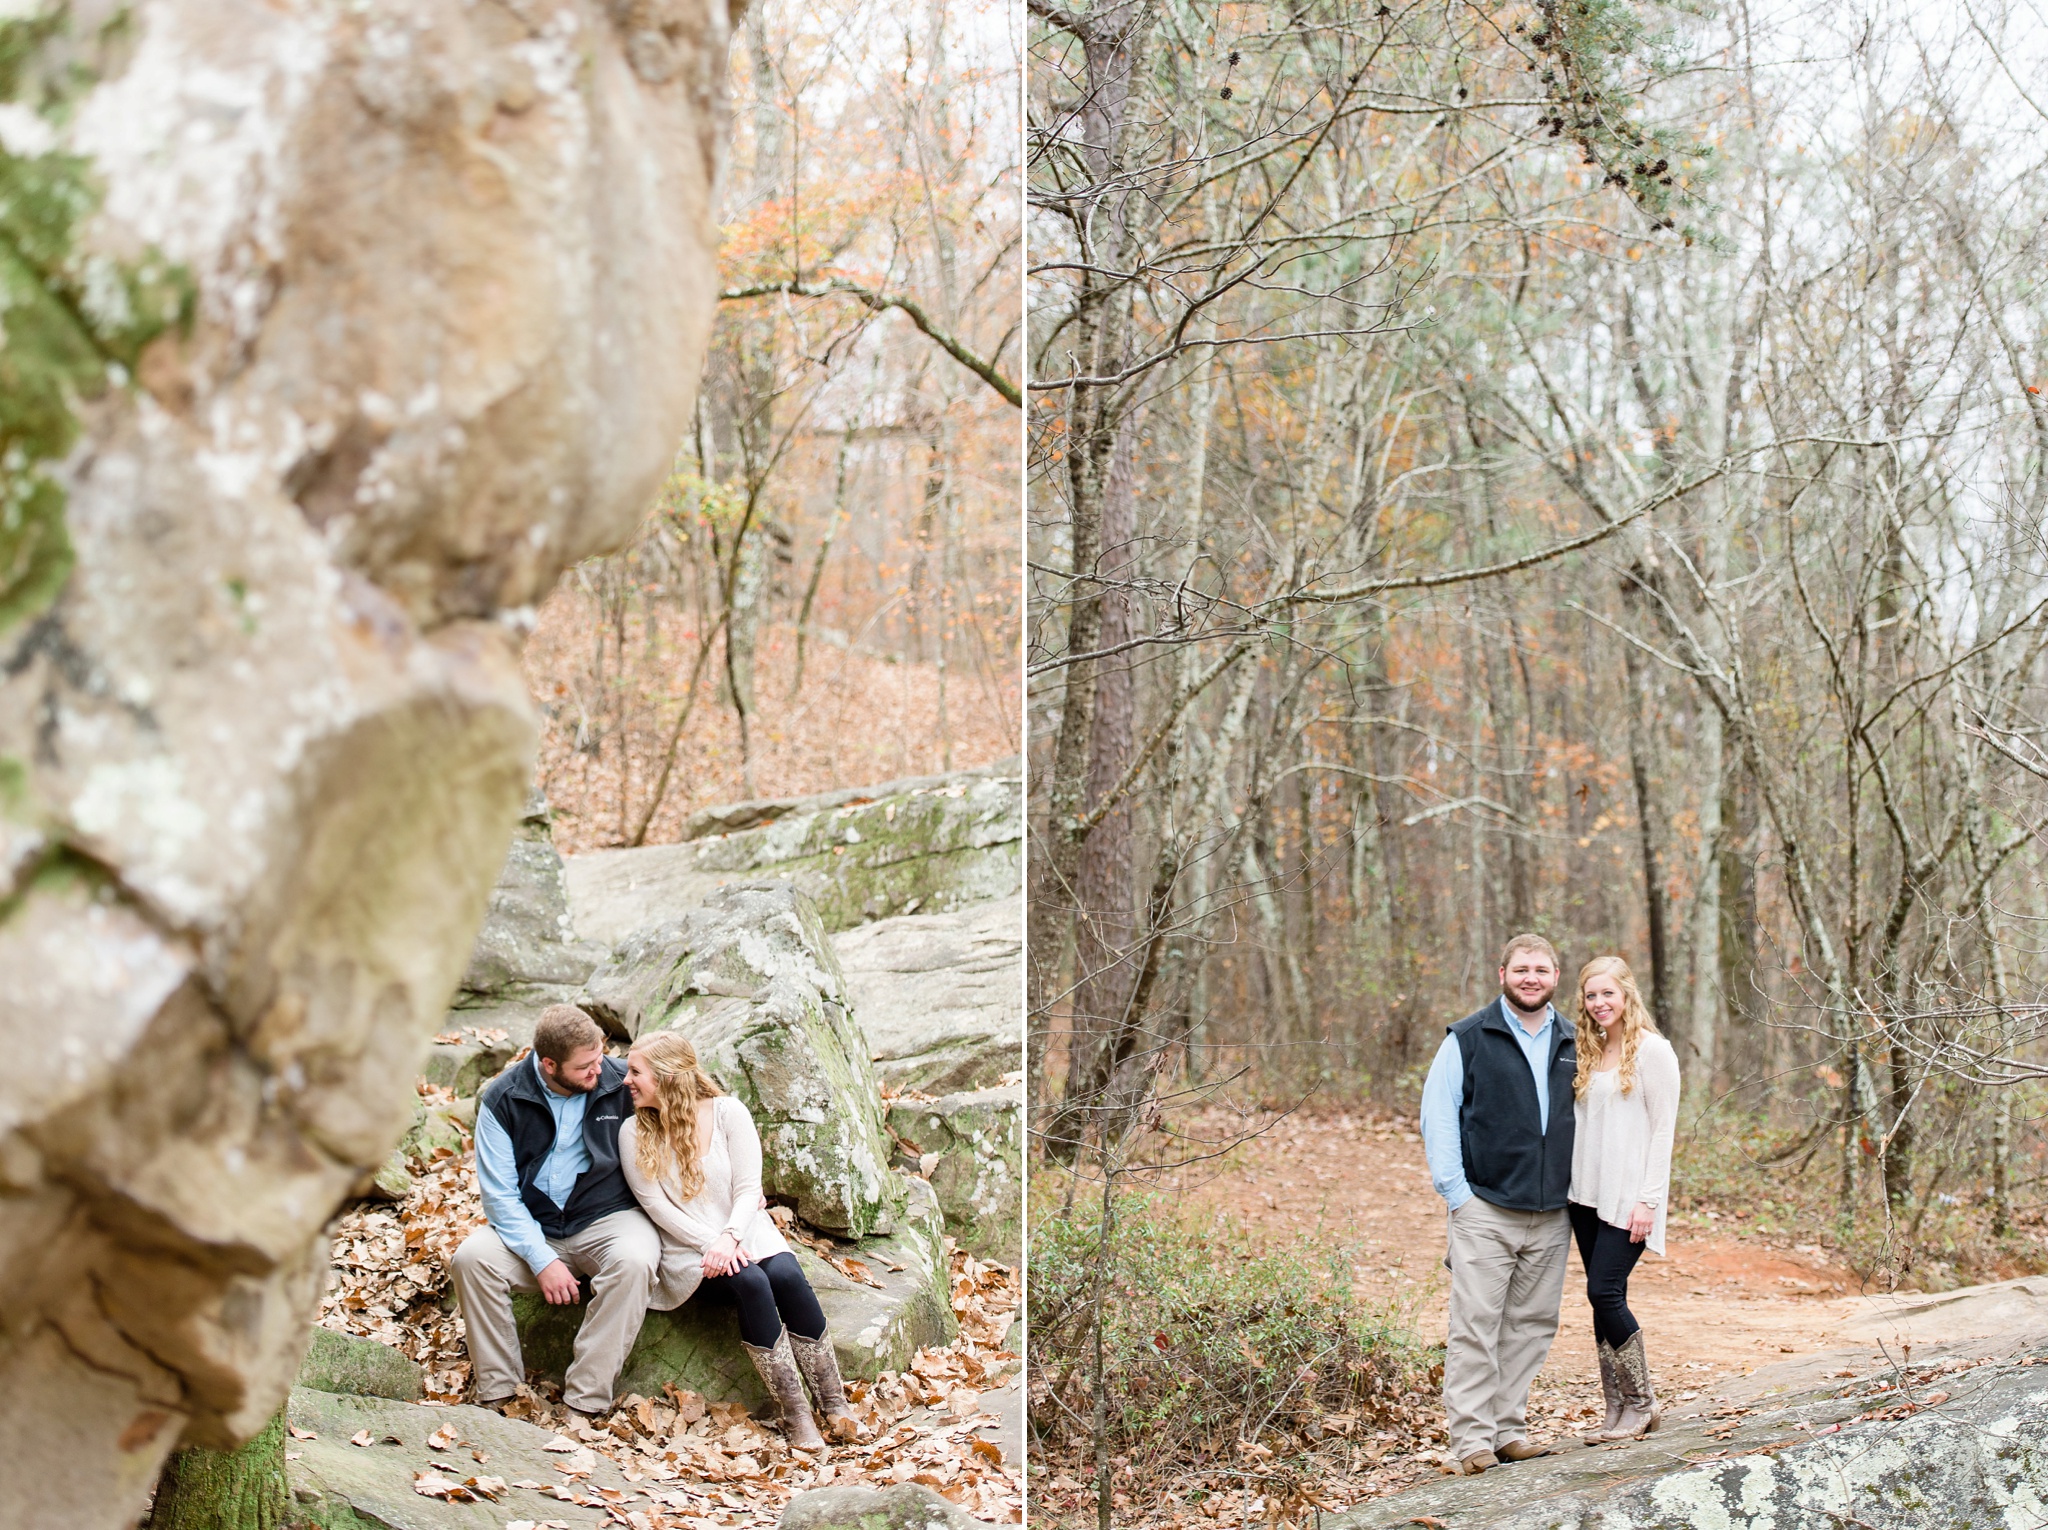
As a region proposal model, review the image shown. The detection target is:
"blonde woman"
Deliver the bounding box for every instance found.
[618,1031,857,1452]
[1568,956,1679,1444]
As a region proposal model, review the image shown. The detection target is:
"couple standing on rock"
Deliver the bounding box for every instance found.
[1420,933,1680,1474]
[448,1005,859,1451]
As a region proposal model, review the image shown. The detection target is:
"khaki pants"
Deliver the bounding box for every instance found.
[451,1208,679,1413]
[1442,1195,1570,1459]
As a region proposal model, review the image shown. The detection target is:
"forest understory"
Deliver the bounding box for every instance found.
[1026,1096,2048,1530]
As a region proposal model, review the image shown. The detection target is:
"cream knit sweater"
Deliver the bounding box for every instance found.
[1568,1032,1680,1255]
[619,1095,791,1302]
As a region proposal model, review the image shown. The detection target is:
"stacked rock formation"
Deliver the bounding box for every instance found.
[0,3,731,1525]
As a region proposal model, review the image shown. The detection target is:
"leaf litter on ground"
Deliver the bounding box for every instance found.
[322,1087,1021,1524]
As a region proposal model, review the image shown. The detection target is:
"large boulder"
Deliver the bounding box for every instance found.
[888,1088,1022,1264]
[835,896,1022,1093]
[564,763,1023,945]
[0,2,732,1521]
[294,1328,424,1403]
[580,882,905,1237]
[455,791,609,1004]
[425,790,605,1095]
[516,1179,956,1407]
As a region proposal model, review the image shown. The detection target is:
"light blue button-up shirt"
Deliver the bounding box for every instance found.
[474,1054,594,1277]
[1419,996,1560,1211]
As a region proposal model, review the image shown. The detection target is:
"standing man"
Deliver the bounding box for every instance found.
[452,1004,675,1419]
[1420,934,1576,1474]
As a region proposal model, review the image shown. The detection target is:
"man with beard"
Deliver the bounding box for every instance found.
[451,1004,672,1419]
[1419,934,1577,1473]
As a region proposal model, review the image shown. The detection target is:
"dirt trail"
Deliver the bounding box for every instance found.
[1150,1107,1877,1436]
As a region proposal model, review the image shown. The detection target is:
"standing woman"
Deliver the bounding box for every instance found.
[618,1031,858,1451]
[1568,956,1680,1443]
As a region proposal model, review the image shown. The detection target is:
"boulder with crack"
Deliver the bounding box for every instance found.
[834,894,1021,1094]
[579,881,906,1238]
[0,3,731,1523]
[564,763,1022,946]
[425,790,604,1096]
[888,1088,1021,1264]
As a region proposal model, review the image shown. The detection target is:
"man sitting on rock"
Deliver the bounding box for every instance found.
[453,1003,675,1419]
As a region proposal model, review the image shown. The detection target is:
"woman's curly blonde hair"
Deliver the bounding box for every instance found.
[629,1030,724,1198]
[1572,955,1658,1098]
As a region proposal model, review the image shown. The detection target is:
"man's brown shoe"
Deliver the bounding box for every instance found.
[1496,1440,1552,1462]
[1459,1450,1499,1474]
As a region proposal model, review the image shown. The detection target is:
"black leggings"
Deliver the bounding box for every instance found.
[1569,1201,1646,1349]
[699,1251,827,1348]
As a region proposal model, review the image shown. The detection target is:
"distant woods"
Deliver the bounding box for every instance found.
[531,0,1022,849]
[1026,0,2048,1245]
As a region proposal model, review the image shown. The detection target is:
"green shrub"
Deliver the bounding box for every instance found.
[1028,1187,1436,1481]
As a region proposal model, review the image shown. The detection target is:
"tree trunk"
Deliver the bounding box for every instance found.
[146,1411,290,1530]
[1686,701,1725,1093]
[1620,578,1671,1027]
[1053,438,1142,1155]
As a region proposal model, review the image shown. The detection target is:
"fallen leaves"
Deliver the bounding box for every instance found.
[316,1097,1021,1526]
[412,1468,506,1502]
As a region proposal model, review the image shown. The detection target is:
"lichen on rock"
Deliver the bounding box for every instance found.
[580,880,907,1237]
[0,2,736,1523]
[564,762,1023,946]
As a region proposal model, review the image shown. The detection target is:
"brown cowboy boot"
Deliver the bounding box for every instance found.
[744,1332,826,1452]
[788,1331,859,1442]
[1584,1338,1624,1444]
[1606,1329,1660,1440]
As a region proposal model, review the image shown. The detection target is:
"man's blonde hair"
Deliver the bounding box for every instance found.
[1498,932,1559,970]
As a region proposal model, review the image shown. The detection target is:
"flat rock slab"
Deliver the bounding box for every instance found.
[1332,1336,2048,1529]
[515,1185,956,1407]
[780,1482,979,1530]
[566,767,1021,945]
[836,897,1022,1095]
[285,1388,633,1529]
[1835,1273,2048,1346]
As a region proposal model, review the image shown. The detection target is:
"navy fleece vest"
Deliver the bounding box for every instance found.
[1450,1003,1576,1212]
[479,1053,640,1240]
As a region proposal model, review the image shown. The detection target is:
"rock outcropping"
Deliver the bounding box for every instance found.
[565,762,1022,945]
[1337,1335,2048,1529]
[835,895,1021,1094]
[888,1088,1022,1264]
[516,1179,956,1407]
[581,881,905,1237]
[0,4,731,1524]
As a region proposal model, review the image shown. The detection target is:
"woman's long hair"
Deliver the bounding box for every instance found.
[1572,956,1658,1098]
[630,1031,723,1198]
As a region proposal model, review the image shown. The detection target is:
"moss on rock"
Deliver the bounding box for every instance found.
[581,882,904,1236]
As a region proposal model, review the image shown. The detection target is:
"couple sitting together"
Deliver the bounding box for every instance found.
[449,1005,858,1451]
[1421,933,1680,1474]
